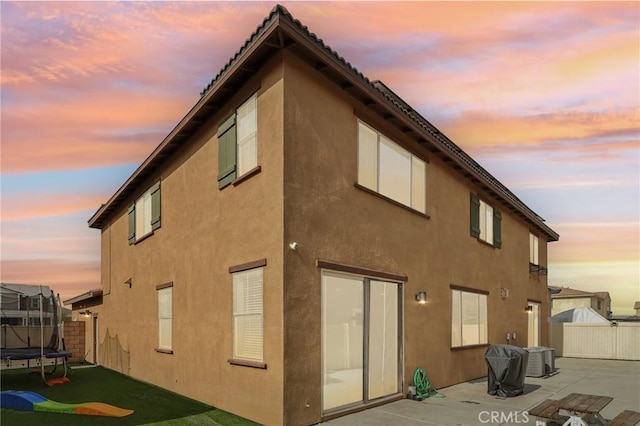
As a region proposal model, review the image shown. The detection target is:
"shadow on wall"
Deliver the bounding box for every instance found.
[99,329,130,375]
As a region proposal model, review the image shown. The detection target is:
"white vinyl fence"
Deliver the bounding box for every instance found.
[549,322,640,360]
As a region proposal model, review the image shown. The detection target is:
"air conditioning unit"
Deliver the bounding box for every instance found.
[525,347,546,377]
[541,347,555,374]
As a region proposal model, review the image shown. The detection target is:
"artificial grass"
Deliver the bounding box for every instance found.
[1,366,259,426]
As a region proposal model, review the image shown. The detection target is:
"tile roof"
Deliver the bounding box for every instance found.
[552,287,608,300]
[89,4,559,242]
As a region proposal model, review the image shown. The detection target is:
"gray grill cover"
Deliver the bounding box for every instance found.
[485,345,528,397]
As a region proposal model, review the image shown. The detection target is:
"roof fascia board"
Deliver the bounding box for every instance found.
[278,19,558,241]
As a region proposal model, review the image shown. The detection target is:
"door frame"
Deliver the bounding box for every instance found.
[320,268,405,415]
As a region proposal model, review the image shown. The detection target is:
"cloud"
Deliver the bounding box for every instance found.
[438,109,640,150]
[0,259,100,303]
[549,222,639,263]
[1,192,105,221]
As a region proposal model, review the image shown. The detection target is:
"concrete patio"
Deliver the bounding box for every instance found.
[321,357,640,425]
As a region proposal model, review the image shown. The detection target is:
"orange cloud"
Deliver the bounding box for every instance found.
[0,259,100,303]
[439,109,640,148]
[2,192,106,221]
[549,222,639,263]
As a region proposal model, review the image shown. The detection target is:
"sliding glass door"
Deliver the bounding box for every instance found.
[322,271,402,412]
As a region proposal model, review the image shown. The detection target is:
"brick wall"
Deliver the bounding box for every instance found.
[63,320,85,363]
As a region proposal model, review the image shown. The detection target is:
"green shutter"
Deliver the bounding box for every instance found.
[151,181,161,231]
[217,114,237,189]
[470,193,480,238]
[128,204,136,244]
[493,209,502,248]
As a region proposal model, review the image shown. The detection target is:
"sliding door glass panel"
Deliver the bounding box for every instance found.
[322,273,364,411]
[368,280,399,400]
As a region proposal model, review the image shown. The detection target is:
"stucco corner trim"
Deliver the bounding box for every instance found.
[155,348,173,354]
[232,165,262,186]
[229,258,267,274]
[354,183,430,219]
[317,260,408,282]
[228,358,267,369]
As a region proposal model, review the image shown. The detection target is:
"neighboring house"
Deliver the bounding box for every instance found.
[0,283,56,326]
[79,6,558,425]
[635,301,640,316]
[63,289,103,364]
[549,286,612,318]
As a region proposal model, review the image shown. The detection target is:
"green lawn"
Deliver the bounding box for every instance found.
[1,366,260,425]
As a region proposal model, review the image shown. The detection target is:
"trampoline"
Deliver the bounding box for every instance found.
[1,284,71,385]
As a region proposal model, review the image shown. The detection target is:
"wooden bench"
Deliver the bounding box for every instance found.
[609,410,640,426]
[528,399,560,423]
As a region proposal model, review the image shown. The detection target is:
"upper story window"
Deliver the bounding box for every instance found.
[357,121,426,213]
[128,182,161,244]
[218,94,258,189]
[30,296,40,310]
[470,194,502,248]
[529,233,539,265]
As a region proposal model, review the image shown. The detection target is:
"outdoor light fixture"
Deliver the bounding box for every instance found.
[79,310,92,317]
[525,306,533,312]
[415,291,427,304]
[289,242,298,250]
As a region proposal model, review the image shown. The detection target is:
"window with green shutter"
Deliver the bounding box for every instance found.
[217,93,258,190]
[217,114,237,189]
[128,181,161,244]
[470,193,501,248]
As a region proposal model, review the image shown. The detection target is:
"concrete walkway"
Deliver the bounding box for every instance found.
[321,358,640,425]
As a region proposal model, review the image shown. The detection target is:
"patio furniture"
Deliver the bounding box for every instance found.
[608,410,640,426]
[528,399,560,423]
[557,393,613,426]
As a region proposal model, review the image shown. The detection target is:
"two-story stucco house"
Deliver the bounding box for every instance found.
[84,5,558,425]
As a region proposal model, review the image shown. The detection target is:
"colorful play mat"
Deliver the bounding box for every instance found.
[0,390,133,417]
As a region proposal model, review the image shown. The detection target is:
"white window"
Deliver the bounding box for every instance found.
[237,94,257,176]
[233,267,263,361]
[30,297,40,310]
[157,286,172,351]
[135,187,153,240]
[529,233,539,265]
[358,121,426,213]
[479,199,493,245]
[451,288,488,348]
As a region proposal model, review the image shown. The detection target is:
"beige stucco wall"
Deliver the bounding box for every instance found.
[281,52,550,425]
[551,296,606,317]
[93,50,554,425]
[96,54,285,426]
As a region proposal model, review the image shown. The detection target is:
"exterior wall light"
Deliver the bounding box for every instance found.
[525,306,533,312]
[415,291,427,304]
[289,242,298,250]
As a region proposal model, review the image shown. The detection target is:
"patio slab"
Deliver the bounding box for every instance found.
[321,357,640,425]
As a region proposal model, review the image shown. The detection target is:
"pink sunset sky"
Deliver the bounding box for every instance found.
[1,2,638,314]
